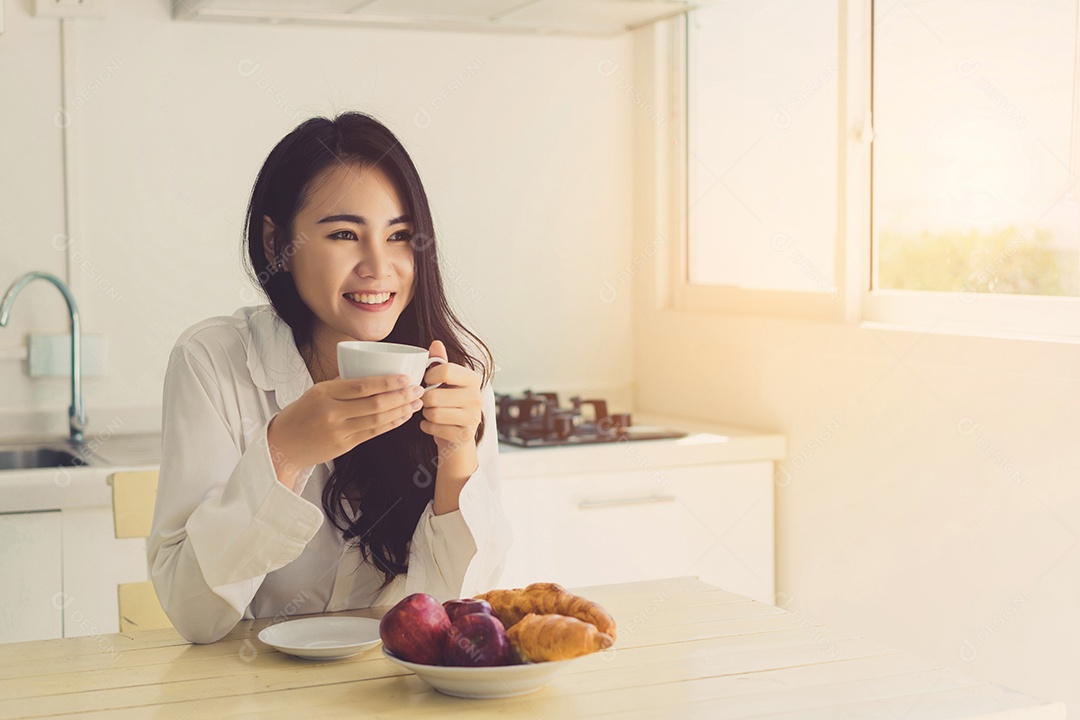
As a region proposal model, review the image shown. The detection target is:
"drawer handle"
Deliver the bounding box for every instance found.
[578,494,675,510]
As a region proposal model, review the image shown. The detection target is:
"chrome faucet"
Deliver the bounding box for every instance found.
[0,272,88,445]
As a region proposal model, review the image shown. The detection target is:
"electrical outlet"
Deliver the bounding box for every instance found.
[34,0,107,19]
[27,334,106,377]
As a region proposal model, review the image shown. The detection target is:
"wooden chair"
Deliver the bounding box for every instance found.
[106,470,172,633]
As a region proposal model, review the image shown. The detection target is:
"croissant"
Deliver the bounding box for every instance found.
[506,613,614,662]
[475,582,617,639]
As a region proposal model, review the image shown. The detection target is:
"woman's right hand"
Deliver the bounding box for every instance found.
[265,374,424,489]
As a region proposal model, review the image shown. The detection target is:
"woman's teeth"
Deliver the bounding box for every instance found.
[345,292,392,305]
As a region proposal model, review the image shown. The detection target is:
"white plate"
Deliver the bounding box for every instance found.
[258,617,382,660]
[381,647,582,698]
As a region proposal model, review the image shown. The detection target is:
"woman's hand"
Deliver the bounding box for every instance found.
[417,340,483,458]
[419,341,483,515]
[416,345,481,518]
[266,373,424,489]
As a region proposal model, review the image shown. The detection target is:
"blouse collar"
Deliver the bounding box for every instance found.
[241,304,313,409]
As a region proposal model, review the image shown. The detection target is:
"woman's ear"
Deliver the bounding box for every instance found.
[262,215,281,269]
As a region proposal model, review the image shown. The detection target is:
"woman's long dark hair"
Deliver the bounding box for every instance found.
[241,111,494,593]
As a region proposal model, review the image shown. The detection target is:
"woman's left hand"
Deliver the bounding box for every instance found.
[418,340,482,460]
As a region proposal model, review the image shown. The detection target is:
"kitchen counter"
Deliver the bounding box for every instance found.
[0,433,160,514]
[0,415,784,513]
[497,414,786,478]
[0,576,1063,719]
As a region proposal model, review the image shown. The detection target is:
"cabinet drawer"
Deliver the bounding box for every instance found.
[500,461,774,603]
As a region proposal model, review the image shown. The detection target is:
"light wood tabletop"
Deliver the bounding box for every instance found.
[0,576,1064,719]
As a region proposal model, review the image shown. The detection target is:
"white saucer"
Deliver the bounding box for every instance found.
[258,617,382,660]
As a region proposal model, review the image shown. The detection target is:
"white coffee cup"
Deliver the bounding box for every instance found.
[337,341,447,392]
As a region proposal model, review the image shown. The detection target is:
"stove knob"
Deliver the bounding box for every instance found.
[553,415,575,439]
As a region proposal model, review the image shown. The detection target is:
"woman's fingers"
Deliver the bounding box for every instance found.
[419,386,479,409]
[419,406,473,426]
[344,405,417,443]
[417,374,482,447]
[326,374,410,401]
[420,419,476,445]
[319,363,482,449]
[340,399,477,446]
[423,362,481,390]
[334,386,420,422]
[342,397,422,432]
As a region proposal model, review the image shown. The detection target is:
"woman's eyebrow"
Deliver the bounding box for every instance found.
[317,213,411,226]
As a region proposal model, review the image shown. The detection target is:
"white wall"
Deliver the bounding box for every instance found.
[0,0,67,421]
[635,311,1080,710]
[0,0,636,436]
[631,22,1080,717]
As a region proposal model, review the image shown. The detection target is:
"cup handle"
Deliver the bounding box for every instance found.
[422,356,447,391]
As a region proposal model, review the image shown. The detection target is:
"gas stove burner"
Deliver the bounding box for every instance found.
[493,390,687,447]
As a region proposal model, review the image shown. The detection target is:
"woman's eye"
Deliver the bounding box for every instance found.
[330,230,411,242]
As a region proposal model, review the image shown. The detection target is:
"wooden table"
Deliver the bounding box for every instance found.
[0,576,1064,719]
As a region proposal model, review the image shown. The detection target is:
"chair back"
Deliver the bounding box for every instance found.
[106,470,172,633]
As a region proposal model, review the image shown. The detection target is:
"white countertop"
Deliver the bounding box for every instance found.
[0,463,158,515]
[498,412,786,478]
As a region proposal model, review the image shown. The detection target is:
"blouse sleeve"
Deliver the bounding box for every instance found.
[399,379,514,602]
[148,341,324,644]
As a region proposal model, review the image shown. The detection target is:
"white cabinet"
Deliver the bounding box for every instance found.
[0,464,155,641]
[60,508,149,638]
[499,460,774,604]
[0,507,148,643]
[664,464,774,603]
[0,511,63,643]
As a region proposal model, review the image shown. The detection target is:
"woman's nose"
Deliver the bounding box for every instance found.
[355,243,392,278]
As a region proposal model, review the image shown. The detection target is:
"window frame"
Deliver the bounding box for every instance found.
[669,0,1080,342]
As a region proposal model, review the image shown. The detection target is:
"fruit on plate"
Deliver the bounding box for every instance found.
[378,593,451,665]
[442,598,494,623]
[474,582,618,640]
[442,613,512,667]
[506,612,614,662]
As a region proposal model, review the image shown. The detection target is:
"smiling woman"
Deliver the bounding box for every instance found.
[148,112,513,644]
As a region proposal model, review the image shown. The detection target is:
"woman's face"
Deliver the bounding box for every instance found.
[267,162,416,351]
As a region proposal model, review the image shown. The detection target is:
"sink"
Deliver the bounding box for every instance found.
[0,432,161,474]
[0,446,89,470]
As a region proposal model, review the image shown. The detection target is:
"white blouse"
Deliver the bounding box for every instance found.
[148,304,514,644]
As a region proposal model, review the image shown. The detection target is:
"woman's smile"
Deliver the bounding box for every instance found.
[343,291,396,312]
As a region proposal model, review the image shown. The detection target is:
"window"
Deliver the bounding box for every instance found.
[687,0,839,295]
[873,0,1079,300]
[679,0,845,321]
[678,0,1080,338]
